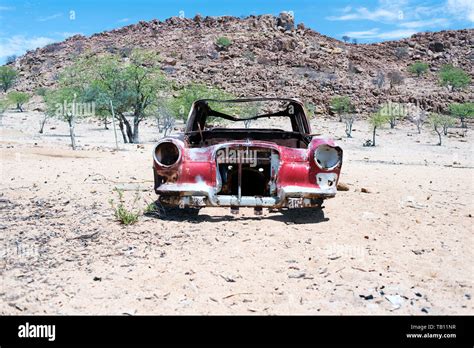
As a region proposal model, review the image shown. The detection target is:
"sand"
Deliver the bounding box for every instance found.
[0,110,472,314]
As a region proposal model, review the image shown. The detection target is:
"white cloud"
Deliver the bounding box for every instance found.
[341,6,352,13]
[0,35,55,62]
[329,0,473,24]
[117,18,130,23]
[326,0,456,27]
[399,18,450,29]
[343,28,380,37]
[331,0,467,41]
[446,0,474,22]
[327,7,400,22]
[344,28,417,40]
[37,13,62,22]
[327,0,407,22]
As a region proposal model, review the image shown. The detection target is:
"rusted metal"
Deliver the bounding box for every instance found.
[153,98,343,211]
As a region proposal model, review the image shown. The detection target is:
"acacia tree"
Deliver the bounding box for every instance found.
[441,114,456,135]
[0,66,17,92]
[408,61,429,77]
[368,111,388,146]
[449,102,474,128]
[128,51,169,143]
[165,83,234,122]
[7,91,30,112]
[41,59,96,149]
[0,98,10,125]
[82,50,169,143]
[330,96,353,122]
[342,113,356,137]
[439,65,470,91]
[379,102,407,128]
[79,54,134,142]
[429,113,446,145]
[44,88,83,149]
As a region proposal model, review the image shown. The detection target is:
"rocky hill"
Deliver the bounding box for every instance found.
[8,13,474,114]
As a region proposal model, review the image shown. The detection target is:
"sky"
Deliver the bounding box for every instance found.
[0,0,473,64]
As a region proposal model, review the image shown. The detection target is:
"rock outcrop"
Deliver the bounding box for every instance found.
[7,13,473,115]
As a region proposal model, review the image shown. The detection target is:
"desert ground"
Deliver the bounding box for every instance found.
[0,109,472,315]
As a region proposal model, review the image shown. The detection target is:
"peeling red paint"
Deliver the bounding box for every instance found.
[152,98,343,209]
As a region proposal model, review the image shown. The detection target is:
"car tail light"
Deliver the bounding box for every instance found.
[154,141,181,167]
[314,145,341,170]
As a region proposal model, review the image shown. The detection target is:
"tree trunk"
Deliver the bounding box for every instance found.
[121,116,134,143]
[17,103,23,112]
[118,118,128,143]
[460,117,466,128]
[68,117,76,150]
[435,127,442,146]
[39,115,47,134]
[345,121,352,138]
[372,126,377,146]
[132,121,140,143]
[103,114,109,130]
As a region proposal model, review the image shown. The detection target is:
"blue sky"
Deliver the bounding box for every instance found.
[0,0,473,64]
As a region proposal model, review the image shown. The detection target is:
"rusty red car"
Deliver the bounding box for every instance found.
[153,98,343,215]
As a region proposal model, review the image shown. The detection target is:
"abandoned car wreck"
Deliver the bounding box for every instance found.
[153,98,343,214]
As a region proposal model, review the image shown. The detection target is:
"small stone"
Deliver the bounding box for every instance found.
[359,294,374,300]
[337,182,350,191]
[361,188,371,193]
[288,271,306,279]
[386,295,403,309]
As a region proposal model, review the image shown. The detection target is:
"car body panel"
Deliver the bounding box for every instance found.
[153,98,342,210]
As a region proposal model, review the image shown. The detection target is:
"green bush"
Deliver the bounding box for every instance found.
[54,49,168,143]
[0,66,17,92]
[144,202,158,215]
[429,113,454,145]
[408,61,429,77]
[216,36,232,48]
[0,98,11,115]
[330,96,353,122]
[109,188,140,225]
[439,64,470,90]
[368,111,389,146]
[165,83,234,121]
[378,102,407,128]
[449,102,474,128]
[7,91,30,112]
